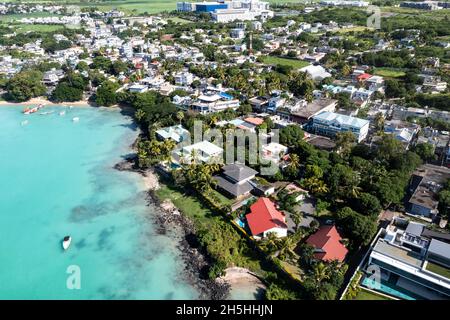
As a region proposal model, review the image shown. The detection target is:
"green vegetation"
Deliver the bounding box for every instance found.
[354,288,392,300]
[155,182,264,273]
[51,71,87,103]
[11,24,65,33]
[4,70,46,102]
[262,56,310,69]
[373,68,406,78]
[426,261,450,279]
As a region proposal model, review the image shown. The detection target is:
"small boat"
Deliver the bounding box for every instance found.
[40,111,54,115]
[62,236,71,251]
[59,111,66,116]
[23,104,44,115]
[72,117,79,122]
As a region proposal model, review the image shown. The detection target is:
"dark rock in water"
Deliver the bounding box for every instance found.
[113,136,229,300]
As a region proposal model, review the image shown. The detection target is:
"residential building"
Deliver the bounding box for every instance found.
[309,112,370,142]
[261,142,288,163]
[179,140,224,163]
[306,225,348,262]
[174,71,194,86]
[128,84,148,93]
[289,99,337,124]
[155,124,190,144]
[213,163,258,198]
[246,197,288,239]
[299,65,332,81]
[406,164,450,219]
[363,220,450,300]
[190,92,240,114]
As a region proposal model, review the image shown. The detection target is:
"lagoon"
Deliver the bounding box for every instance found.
[0,105,198,299]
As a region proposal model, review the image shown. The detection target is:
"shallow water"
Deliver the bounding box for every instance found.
[0,105,198,299]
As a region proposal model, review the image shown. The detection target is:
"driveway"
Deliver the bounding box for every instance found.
[284,197,318,233]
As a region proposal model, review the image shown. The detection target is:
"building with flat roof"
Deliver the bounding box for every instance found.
[155,125,190,144]
[363,220,450,300]
[288,99,337,124]
[309,111,370,142]
[178,140,224,163]
[407,164,450,219]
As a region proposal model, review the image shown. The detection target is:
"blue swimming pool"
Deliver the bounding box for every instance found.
[361,277,417,300]
[236,219,246,228]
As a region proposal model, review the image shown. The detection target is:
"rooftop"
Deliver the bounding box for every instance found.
[373,240,423,268]
[313,111,370,129]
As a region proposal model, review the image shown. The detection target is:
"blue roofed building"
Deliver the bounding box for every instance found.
[195,2,229,12]
[309,111,370,142]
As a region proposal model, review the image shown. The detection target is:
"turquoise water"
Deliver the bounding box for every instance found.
[361,277,416,300]
[0,105,198,299]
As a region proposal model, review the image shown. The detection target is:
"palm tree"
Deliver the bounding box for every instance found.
[374,112,385,133]
[288,153,300,172]
[290,210,303,231]
[134,109,146,122]
[261,232,280,256]
[176,111,184,125]
[312,262,330,285]
[277,235,299,262]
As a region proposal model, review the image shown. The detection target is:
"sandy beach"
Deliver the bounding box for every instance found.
[0,97,93,107]
[220,267,266,299]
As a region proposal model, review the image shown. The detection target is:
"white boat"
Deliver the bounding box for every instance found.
[59,111,66,116]
[62,236,71,250]
[72,117,79,122]
[40,111,54,115]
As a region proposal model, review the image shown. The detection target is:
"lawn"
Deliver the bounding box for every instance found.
[373,68,406,78]
[9,24,65,33]
[354,288,392,300]
[209,188,234,207]
[155,182,213,224]
[262,56,310,69]
[335,26,372,34]
[0,12,61,22]
[166,17,193,24]
[426,261,450,279]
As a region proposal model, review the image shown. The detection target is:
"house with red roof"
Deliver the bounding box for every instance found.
[246,197,288,239]
[306,225,348,262]
[356,73,372,83]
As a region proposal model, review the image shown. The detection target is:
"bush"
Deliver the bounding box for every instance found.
[208,260,227,279]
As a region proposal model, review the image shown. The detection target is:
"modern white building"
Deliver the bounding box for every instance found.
[174,71,194,86]
[155,125,190,144]
[211,0,274,23]
[363,220,450,300]
[180,140,224,163]
[310,111,370,142]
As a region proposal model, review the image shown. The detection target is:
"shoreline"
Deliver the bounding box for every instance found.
[0,97,94,107]
[114,157,231,300]
[0,97,136,116]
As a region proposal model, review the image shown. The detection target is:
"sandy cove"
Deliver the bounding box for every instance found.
[219,267,266,299]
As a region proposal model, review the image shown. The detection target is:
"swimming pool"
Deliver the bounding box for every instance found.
[361,277,416,300]
[235,219,246,229]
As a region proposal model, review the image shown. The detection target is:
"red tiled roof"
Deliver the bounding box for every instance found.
[306,225,348,262]
[244,117,264,126]
[246,197,287,236]
[357,73,372,81]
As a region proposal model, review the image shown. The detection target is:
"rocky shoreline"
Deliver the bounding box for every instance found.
[114,156,230,300]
